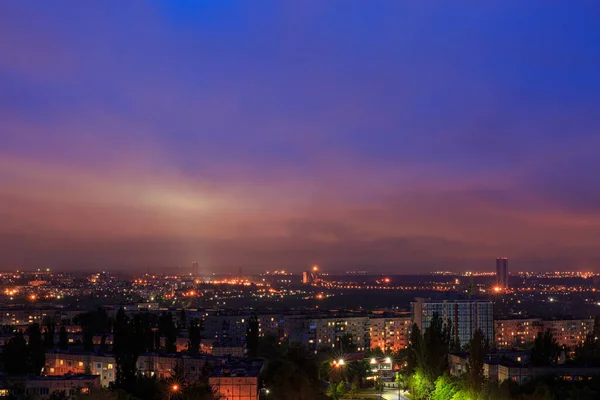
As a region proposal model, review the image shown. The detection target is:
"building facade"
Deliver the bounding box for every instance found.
[495,318,544,349]
[45,351,218,387]
[543,319,594,349]
[494,318,594,349]
[411,298,494,348]
[0,375,100,399]
[285,316,369,352]
[368,316,410,352]
[496,257,509,288]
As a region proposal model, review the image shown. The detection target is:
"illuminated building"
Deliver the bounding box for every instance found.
[411,298,494,347]
[192,261,199,276]
[0,375,100,398]
[209,360,262,400]
[368,316,411,352]
[302,265,319,284]
[496,257,509,289]
[285,316,369,352]
[543,318,594,349]
[46,351,216,387]
[494,318,594,349]
[495,318,543,349]
[203,314,282,345]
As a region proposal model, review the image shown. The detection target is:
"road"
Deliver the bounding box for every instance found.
[380,387,410,400]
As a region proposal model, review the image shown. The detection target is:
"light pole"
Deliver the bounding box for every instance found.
[169,384,179,399]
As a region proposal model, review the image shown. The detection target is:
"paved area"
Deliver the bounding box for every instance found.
[380,387,410,400]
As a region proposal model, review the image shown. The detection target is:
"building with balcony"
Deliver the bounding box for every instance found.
[411,298,493,347]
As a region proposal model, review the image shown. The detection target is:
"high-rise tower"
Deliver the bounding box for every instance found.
[495,257,508,289]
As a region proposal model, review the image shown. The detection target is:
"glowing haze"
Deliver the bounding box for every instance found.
[1,2,600,272]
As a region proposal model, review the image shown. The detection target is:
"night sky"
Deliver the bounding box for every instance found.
[2,2,600,272]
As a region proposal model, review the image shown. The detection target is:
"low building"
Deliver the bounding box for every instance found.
[449,351,529,382]
[0,375,100,399]
[211,344,246,358]
[209,360,263,400]
[367,356,394,381]
[46,351,116,387]
[45,350,219,387]
[498,364,600,384]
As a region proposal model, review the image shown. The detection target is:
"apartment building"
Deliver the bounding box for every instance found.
[411,298,494,347]
[0,375,100,399]
[45,351,219,387]
[285,316,369,352]
[368,315,411,352]
[494,318,594,349]
[495,318,543,349]
[543,318,594,349]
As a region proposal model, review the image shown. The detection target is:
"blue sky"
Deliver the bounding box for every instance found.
[1,1,600,272]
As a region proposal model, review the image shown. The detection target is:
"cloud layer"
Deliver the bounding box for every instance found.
[1,1,600,272]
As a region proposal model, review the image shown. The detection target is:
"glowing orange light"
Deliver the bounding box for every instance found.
[171,384,179,392]
[493,286,501,293]
[313,265,318,272]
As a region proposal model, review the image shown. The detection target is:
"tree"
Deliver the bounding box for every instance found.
[374,379,384,395]
[27,323,45,375]
[44,320,55,348]
[531,329,560,366]
[48,391,69,400]
[406,323,422,374]
[260,342,324,400]
[113,307,138,392]
[159,312,177,353]
[246,315,259,358]
[179,309,187,330]
[466,328,486,391]
[327,381,346,399]
[3,331,29,375]
[431,375,458,400]
[188,319,202,353]
[409,369,435,400]
[346,360,369,388]
[340,333,358,352]
[349,380,359,396]
[395,372,408,390]
[58,326,69,350]
[422,313,450,379]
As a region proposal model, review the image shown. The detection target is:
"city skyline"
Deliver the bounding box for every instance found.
[2,2,600,272]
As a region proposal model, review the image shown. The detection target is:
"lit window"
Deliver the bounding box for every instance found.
[108,364,113,370]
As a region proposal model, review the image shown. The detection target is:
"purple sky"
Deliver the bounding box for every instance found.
[1,1,600,273]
